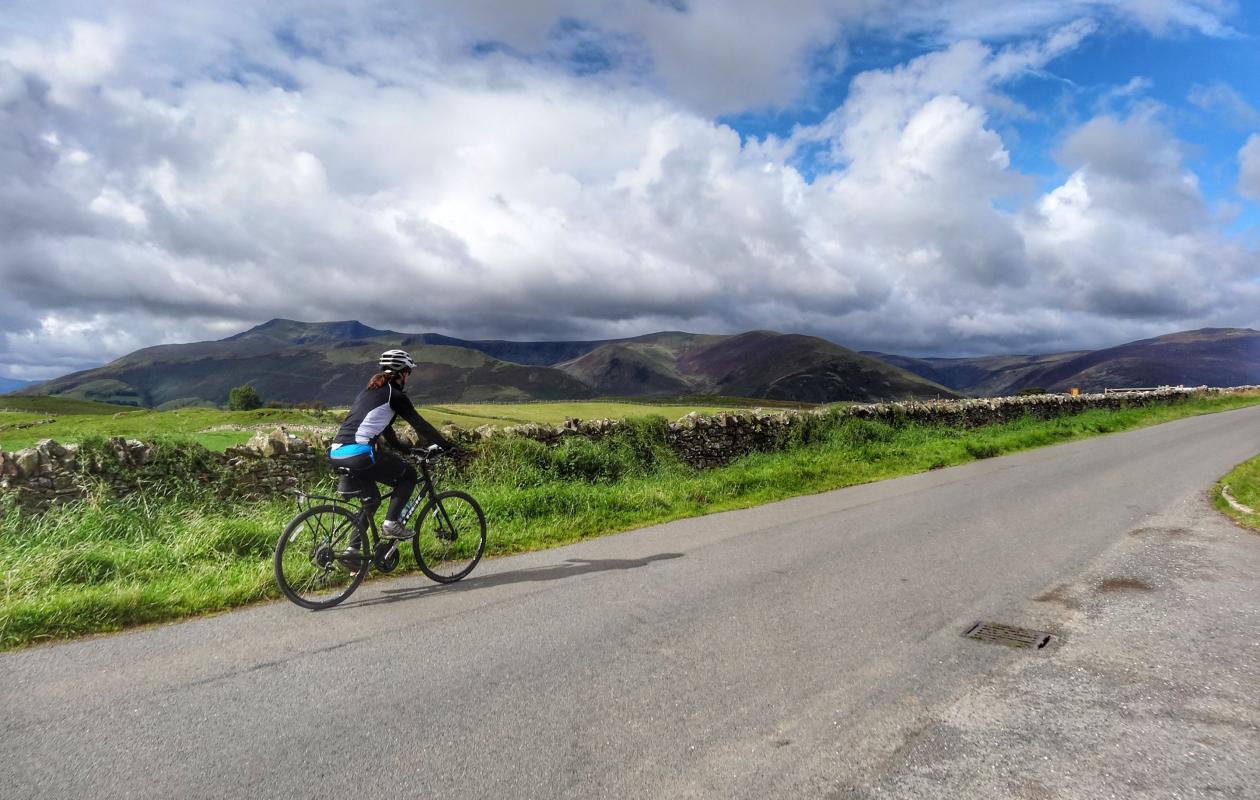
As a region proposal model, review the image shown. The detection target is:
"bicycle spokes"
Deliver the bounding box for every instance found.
[412,491,487,583]
[275,505,367,609]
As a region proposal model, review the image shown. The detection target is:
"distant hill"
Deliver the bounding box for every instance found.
[0,396,136,415]
[867,328,1260,395]
[1001,328,1260,393]
[557,331,952,402]
[20,319,595,407]
[404,333,612,367]
[0,376,36,395]
[19,319,955,407]
[864,351,1085,396]
[21,320,1257,407]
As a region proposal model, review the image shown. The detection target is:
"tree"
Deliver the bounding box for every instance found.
[228,384,263,410]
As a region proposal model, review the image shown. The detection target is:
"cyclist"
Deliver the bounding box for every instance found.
[329,349,453,539]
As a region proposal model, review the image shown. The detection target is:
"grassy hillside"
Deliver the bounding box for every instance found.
[0,396,136,415]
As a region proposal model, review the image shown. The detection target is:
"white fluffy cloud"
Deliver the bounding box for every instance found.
[0,1,1256,378]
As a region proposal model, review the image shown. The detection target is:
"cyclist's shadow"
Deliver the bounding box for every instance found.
[343,552,685,609]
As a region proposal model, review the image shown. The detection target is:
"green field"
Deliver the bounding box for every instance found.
[3,391,1260,649]
[0,397,770,452]
[0,399,344,452]
[423,400,769,428]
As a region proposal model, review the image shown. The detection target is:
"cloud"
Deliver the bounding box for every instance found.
[1189,81,1260,129]
[1240,135,1260,203]
[0,20,123,104]
[1023,111,1254,323]
[0,3,1257,379]
[863,0,1238,41]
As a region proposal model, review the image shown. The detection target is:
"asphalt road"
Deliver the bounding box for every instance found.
[4,405,1260,799]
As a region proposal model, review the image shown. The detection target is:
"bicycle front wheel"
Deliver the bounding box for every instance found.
[275,504,367,609]
[412,491,487,583]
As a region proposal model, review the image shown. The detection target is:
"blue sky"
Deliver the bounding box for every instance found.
[723,11,1260,217]
[1,1,1259,377]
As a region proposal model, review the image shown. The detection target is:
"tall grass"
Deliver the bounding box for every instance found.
[2,392,1259,649]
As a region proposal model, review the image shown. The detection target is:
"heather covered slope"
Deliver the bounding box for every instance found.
[560,331,957,401]
[28,320,1252,408]
[555,343,696,396]
[22,320,595,406]
[866,328,1260,396]
[23,320,953,407]
[1008,328,1260,393]
[866,351,1086,396]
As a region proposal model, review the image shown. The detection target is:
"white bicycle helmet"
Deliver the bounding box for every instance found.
[378,349,416,373]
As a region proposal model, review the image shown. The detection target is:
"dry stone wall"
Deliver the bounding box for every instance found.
[0,429,328,512]
[2,386,1257,511]
[472,386,1260,469]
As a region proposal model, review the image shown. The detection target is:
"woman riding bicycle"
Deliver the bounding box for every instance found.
[329,349,453,539]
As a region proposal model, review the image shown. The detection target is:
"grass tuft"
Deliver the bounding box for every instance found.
[1216,453,1260,534]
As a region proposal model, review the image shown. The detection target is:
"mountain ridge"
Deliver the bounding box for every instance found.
[19,319,953,407]
[865,327,1260,395]
[0,376,37,395]
[20,321,1259,407]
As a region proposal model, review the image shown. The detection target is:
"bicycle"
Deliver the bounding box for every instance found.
[274,444,487,609]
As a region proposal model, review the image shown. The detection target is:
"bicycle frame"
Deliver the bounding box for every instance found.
[276,448,485,607]
[291,451,453,567]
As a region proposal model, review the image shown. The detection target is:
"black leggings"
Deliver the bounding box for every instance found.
[335,449,417,522]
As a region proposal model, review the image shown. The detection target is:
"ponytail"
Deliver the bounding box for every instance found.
[366,372,392,389]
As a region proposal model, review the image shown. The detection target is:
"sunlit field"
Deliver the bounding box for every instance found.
[0,396,804,452]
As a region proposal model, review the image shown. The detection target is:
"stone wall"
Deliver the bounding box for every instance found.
[2,386,1257,511]
[0,429,328,512]
[468,386,1260,469]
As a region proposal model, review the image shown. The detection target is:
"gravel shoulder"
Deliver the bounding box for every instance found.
[834,491,1260,799]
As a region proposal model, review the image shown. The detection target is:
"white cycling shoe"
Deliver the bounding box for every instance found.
[380,520,410,539]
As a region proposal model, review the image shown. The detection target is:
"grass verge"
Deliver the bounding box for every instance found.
[1215,453,1260,533]
[3,391,1259,649]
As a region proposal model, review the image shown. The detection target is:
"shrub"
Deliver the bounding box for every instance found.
[228,385,262,411]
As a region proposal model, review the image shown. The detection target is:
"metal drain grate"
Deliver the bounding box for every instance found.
[964,621,1053,649]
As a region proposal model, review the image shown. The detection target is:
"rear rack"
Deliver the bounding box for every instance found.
[290,489,354,512]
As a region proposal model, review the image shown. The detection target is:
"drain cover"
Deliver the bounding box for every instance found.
[964,621,1053,649]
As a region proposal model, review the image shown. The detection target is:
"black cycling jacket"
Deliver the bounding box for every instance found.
[332,380,451,451]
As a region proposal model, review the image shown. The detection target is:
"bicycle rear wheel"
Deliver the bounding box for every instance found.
[412,491,487,583]
[275,504,367,609]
